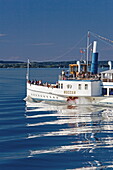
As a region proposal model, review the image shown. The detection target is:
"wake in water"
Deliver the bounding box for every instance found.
[24,100,113,169]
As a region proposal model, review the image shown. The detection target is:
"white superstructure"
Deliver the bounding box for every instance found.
[27,79,102,102]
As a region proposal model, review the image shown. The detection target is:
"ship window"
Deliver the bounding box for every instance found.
[61,83,63,89]
[85,84,88,90]
[109,88,113,95]
[78,84,81,90]
[103,73,106,78]
[102,88,107,95]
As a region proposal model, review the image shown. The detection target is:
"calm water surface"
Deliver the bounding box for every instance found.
[0,68,113,170]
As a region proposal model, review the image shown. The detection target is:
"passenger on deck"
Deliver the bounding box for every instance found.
[56,82,58,88]
[45,82,48,87]
[39,80,42,85]
[62,70,65,76]
[62,70,66,80]
[31,80,34,84]
[28,80,31,84]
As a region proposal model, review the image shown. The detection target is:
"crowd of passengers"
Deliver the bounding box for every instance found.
[60,70,101,80]
[28,80,43,85]
[27,80,59,88]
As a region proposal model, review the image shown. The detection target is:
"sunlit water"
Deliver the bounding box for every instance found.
[0,68,113,170]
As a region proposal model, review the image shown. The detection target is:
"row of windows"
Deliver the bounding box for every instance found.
[59,83,88,90]
[102,88,113,95]
[78,84,88,90]
[31,93,58,99]
[58,83,63,89]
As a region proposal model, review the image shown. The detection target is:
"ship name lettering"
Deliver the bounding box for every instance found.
[64,91,76,94]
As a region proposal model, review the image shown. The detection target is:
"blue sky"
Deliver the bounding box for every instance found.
[0,0,113,61]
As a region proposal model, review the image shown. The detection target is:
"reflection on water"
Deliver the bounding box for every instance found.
[25,101,113,169]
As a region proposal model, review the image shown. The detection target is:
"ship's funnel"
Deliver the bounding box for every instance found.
[91,41,98,74]
[108,61,112,70]
[93,41,97,53]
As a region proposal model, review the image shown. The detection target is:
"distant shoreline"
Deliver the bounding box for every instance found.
[0,60,112,68]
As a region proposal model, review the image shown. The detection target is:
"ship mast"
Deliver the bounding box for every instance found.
[86,31,90,71]
[26,59,30,81]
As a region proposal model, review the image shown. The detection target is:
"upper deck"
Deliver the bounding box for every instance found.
[101,69,113,82]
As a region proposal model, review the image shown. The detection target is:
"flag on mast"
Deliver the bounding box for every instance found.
[80,49,86,53]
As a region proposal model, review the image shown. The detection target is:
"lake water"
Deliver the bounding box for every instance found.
[1,68,113,170]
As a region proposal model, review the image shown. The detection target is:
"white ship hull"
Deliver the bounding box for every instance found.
[27,82,67,102]
[26,82,113,105]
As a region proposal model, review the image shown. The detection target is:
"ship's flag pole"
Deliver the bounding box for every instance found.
[26,59,30,81]
[87,31,90,71]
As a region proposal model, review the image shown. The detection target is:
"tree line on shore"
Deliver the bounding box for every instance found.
[0,60,111,68]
